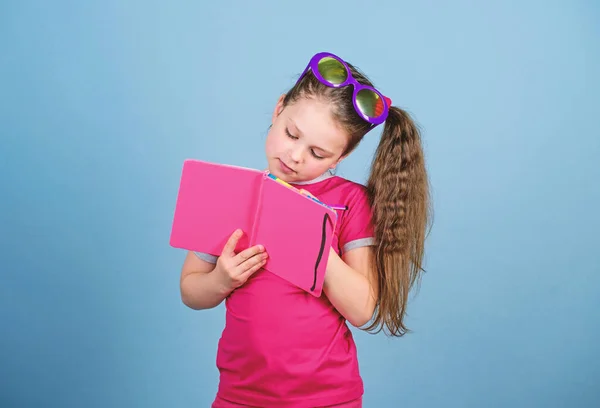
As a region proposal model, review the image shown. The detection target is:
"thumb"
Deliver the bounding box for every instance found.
[221,229,243,257]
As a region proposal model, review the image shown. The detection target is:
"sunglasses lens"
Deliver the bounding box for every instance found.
[317,56,348,85]
[356,89,386,119]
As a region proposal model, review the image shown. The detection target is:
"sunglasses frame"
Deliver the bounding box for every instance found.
[295,52,391,126]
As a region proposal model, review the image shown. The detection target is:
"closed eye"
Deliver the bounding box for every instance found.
[285,128,298,140]
[285,128,325,160]
[310,150,324,160]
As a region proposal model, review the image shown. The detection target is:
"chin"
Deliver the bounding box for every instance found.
[272,170,296,182]
[268,158,295,181]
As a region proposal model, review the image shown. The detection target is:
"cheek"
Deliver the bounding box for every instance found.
[265,131,285,155]
[264,132,276,154]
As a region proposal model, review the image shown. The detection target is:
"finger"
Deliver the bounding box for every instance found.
[233,251,267,277]
[238,256,267,281]
[221,229,243,257]
[237,251,267,271]
[233,244,265,266]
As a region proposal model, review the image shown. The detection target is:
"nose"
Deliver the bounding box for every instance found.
[289,145,303,164]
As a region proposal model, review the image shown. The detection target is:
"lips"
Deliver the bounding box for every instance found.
[278,159,295,174]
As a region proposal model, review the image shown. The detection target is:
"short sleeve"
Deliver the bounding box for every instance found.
[338,186,375,254]
[193,251,218,264]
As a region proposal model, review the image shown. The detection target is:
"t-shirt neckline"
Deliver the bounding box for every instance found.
[291,170,335,185]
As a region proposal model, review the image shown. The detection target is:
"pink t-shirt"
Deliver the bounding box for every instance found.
[195,173,375,407]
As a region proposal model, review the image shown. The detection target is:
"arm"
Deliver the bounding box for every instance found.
[323,246,378,328]
[179,230,268,310]
[180,251,230,310]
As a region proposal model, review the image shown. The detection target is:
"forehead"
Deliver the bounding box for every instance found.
[284,97,348,152]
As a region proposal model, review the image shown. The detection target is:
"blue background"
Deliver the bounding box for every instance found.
[1,1,599,407]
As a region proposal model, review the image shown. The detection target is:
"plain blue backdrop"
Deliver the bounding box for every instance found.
[1,1,599,407]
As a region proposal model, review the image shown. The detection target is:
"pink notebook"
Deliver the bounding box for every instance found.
[169,159,338,297]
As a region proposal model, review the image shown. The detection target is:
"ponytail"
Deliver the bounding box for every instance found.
[365,106,432,337]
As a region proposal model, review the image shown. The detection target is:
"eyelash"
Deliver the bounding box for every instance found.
[285,128,324,160]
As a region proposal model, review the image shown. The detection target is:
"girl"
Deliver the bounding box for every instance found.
[179,52,431,407]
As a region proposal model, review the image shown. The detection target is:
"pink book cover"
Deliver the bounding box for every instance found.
[169,159,338,297]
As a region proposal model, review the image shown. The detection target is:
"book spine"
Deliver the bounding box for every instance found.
[248,172,268,246]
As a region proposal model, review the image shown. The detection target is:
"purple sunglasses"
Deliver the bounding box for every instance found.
[295,52,392,126]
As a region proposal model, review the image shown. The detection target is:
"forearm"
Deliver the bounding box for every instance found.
[180,267,231,310]
[323,249,377,327]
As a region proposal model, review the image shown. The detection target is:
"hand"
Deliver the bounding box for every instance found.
[215,229,268,293]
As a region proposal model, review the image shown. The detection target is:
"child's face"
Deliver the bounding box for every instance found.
[265,95,348,183]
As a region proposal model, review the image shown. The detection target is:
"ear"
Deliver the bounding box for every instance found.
[271,94,286,124]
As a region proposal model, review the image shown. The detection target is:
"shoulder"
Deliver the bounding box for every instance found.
[325,176,373,223]
[319,176,370,204]
[329,177,375,250]
[329,177,372,214]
